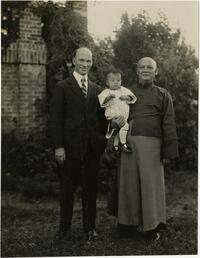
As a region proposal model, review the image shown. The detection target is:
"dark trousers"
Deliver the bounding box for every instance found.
[58,145,99,233]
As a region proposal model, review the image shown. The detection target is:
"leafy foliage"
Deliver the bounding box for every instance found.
[1,1,29,52]
[91,38,115,85]
[1,133,59,197]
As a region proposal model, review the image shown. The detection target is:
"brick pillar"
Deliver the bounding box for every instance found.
[2,8,47,139]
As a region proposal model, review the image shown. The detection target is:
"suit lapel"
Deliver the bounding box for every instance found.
[69,74,85,100]
[68,74,95,103]
[86,80,94,104]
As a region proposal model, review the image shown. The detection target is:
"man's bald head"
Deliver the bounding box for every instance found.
[75,47,92,59]
[137,57,157,71]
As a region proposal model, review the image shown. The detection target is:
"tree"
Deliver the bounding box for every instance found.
[90,38,114,85]
[112,11,198,170]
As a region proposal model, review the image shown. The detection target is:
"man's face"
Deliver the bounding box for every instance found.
[106,73,122,90]
[73,48,93,75]
[137,58,157,83]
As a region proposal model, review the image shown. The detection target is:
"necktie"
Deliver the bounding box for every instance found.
[81,77,87,98]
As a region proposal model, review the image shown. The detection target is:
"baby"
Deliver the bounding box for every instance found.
[98,69,137,152]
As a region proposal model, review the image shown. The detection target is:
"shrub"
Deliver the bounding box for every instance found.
[1,133,58,197]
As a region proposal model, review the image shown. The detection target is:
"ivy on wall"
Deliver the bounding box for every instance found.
[1,1,29,52]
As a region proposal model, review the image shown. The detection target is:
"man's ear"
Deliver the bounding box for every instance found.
[72,57,76,66]
[155,68,158,75]
[136,63,139,75]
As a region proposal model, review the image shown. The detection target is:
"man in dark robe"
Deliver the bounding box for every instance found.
[111,57,179,241]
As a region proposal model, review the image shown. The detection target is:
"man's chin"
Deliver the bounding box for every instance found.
[141,76,151,81]
[80,70,88,75]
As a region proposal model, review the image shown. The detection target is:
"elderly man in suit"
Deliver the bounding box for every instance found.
[50,47,110,241]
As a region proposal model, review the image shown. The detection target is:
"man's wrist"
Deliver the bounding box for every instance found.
[111,116,125,129]
[110,119,119,129]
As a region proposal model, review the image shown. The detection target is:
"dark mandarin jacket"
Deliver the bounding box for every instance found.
[129,82,179,159]
[50,74,107,160]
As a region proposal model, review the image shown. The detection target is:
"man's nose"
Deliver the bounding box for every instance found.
[142,69,150,73]
[82,61,88,66]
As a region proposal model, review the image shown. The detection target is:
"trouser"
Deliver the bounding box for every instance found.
[58,144,99,233]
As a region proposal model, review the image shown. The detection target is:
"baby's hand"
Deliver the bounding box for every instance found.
[120,95,132,101]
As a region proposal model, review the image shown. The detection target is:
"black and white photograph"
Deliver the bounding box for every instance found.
[1,0,198,256]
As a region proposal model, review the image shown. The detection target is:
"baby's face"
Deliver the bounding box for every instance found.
[106,73,121,90]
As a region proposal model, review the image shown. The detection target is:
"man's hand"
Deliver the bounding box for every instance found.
[163,159,170,165]
[103,94,115,104]
[111,116,125,129]
[119,95,132,101]
[55,147,66,165]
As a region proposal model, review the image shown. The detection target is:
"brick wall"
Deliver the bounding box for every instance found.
[1,64,19,134]
[2,8,47,139]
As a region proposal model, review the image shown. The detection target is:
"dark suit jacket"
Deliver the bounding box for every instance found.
[50,74,107,160]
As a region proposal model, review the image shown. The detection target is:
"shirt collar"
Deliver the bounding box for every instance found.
[73,70,88,85]
[137,79,154,88]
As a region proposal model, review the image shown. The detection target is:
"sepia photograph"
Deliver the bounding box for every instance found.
[1,0,198,256]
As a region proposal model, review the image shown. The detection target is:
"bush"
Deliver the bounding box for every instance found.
[1,133,58,197]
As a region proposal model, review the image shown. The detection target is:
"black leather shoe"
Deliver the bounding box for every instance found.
[112,145,119,151]
[119,143,132,153]
[117,223,140,238]
[143,230,160,242]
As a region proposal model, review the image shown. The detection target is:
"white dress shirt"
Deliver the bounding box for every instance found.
[73,70,88,92]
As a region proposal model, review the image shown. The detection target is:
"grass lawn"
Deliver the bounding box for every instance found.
[1,169,197,256]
